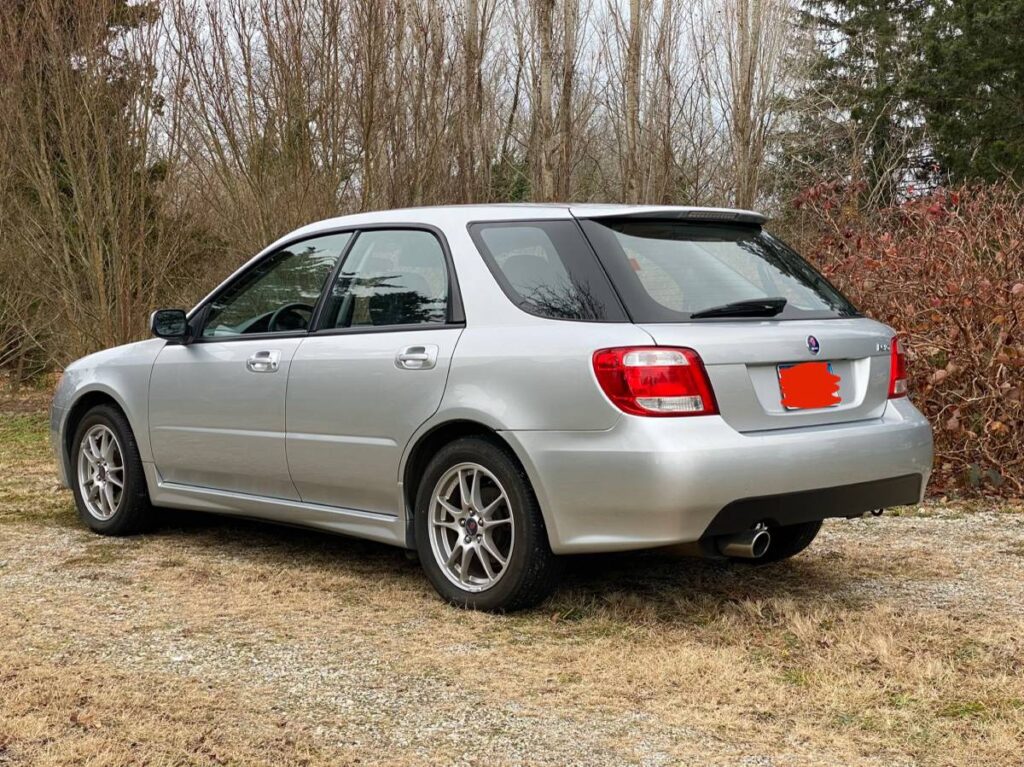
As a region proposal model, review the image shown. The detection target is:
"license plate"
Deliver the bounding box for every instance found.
[777,362,841,410]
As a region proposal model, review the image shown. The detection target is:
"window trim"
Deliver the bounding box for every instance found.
[188,223,464,344]
[466,218,629,323]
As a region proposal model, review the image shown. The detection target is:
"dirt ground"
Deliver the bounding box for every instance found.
[2,395,1023,766]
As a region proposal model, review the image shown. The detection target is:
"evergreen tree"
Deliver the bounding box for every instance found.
[781,1,930,203]
[915,0,1024,182]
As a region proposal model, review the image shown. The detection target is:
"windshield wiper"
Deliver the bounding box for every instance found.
[689,297,787,319]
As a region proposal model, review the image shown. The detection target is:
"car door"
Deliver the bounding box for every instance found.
[286,227,463,515]
[149,232,353,499]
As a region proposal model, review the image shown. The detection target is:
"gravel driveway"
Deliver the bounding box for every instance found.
[2,405,1023,766]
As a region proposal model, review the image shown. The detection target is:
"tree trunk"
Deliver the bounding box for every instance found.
[533,0,556,201]
[624,0,643,203]
[555,0,577,200]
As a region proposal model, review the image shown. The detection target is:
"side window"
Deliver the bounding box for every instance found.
[319,229,450,329]
[202,233,351,338]
[468,221,624,321]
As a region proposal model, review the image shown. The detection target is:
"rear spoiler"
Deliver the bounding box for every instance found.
[571,206,767,226]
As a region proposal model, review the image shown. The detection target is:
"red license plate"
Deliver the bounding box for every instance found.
[777,362,841,410]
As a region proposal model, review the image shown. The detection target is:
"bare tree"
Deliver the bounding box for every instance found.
[706,0,795,209]
[0,0,807,376]
[0,0,206,366]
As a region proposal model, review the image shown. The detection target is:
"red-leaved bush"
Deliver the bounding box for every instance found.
[783,182,1024,496]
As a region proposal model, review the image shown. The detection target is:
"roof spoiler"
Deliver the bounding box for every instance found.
[572,206,767,226]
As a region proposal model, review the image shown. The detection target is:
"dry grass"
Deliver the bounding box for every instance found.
[2,395,1023,766]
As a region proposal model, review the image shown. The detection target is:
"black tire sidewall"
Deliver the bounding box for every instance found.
[70,405,150,535]
[414,437,554,611]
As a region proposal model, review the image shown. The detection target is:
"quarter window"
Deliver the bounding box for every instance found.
[318,229,450,329]
[202,233,352,338]
[468,221,624,321]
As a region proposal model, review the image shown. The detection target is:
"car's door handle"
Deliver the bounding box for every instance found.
[395,345,439,370]
[246,350,281,373]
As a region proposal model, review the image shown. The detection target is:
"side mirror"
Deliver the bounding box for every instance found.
[150,309,191,344]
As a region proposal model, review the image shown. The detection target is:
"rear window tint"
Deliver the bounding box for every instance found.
[468,221,625,322]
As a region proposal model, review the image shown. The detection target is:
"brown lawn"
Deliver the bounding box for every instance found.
[2,392,1023,766]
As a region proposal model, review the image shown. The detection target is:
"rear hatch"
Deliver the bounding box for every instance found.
[639,319,892,432]
[574,210,894,432]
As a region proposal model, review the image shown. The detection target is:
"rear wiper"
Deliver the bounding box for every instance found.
[689,297,787,319]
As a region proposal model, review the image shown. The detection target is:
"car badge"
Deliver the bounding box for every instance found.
[806,335,820,355]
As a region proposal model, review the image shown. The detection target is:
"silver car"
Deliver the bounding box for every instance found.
[50,204,933,610]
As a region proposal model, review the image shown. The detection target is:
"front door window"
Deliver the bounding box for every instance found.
[202,233,352,338]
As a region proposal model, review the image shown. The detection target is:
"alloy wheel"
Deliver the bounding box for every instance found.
[428,462,515,592]
[76,424,125,521]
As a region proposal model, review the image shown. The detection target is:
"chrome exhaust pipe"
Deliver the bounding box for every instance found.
[716,528,771,559]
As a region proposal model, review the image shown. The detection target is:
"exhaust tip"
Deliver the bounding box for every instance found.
[750,529,771,558]
[717,528,771,559]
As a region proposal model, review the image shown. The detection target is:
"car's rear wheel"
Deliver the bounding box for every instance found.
[414,437,560,611]
[71,404,153,535]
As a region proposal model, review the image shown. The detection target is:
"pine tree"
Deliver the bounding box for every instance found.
[915,0,1024,183]
[782,1,930,204]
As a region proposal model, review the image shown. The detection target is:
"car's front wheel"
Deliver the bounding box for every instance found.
[71,404,153,535]
[415,437,560,611]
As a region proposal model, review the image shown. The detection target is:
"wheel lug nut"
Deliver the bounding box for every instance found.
[476,534,482,543]
[464,535,472,544]
[459,519,465,527]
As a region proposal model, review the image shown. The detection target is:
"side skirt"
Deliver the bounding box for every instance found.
[144,463,407,548]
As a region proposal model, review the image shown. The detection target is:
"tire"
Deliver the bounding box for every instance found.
[414,437,561,612]
[735,520,822,564]
[70,404,154,535]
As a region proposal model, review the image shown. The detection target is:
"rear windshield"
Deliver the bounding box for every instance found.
[579,219,859,322]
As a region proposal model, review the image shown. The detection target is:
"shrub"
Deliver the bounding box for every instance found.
[783,182,1024,495]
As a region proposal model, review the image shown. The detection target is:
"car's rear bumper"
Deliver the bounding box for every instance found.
[503,398,933,554]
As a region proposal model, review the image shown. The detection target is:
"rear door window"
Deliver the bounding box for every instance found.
[317,229,451,329]
[468,221,625,321]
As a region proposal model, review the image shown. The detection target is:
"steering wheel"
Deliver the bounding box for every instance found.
[267,302,315,332]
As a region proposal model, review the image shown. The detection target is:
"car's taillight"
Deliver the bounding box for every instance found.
[592,347,718,417]
[888,336,908,398]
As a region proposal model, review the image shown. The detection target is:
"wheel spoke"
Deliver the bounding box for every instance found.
[103,483,117,515]
[469,468,484,512]
[481,535,507,567]
[479,496,506,520]
[86,434,101,463]
[436,495,462,520]
[478,547,496,580]
[484,516,511,527]
[458,468,473,511]
[459,545,474,584]
[445,543,462,568]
